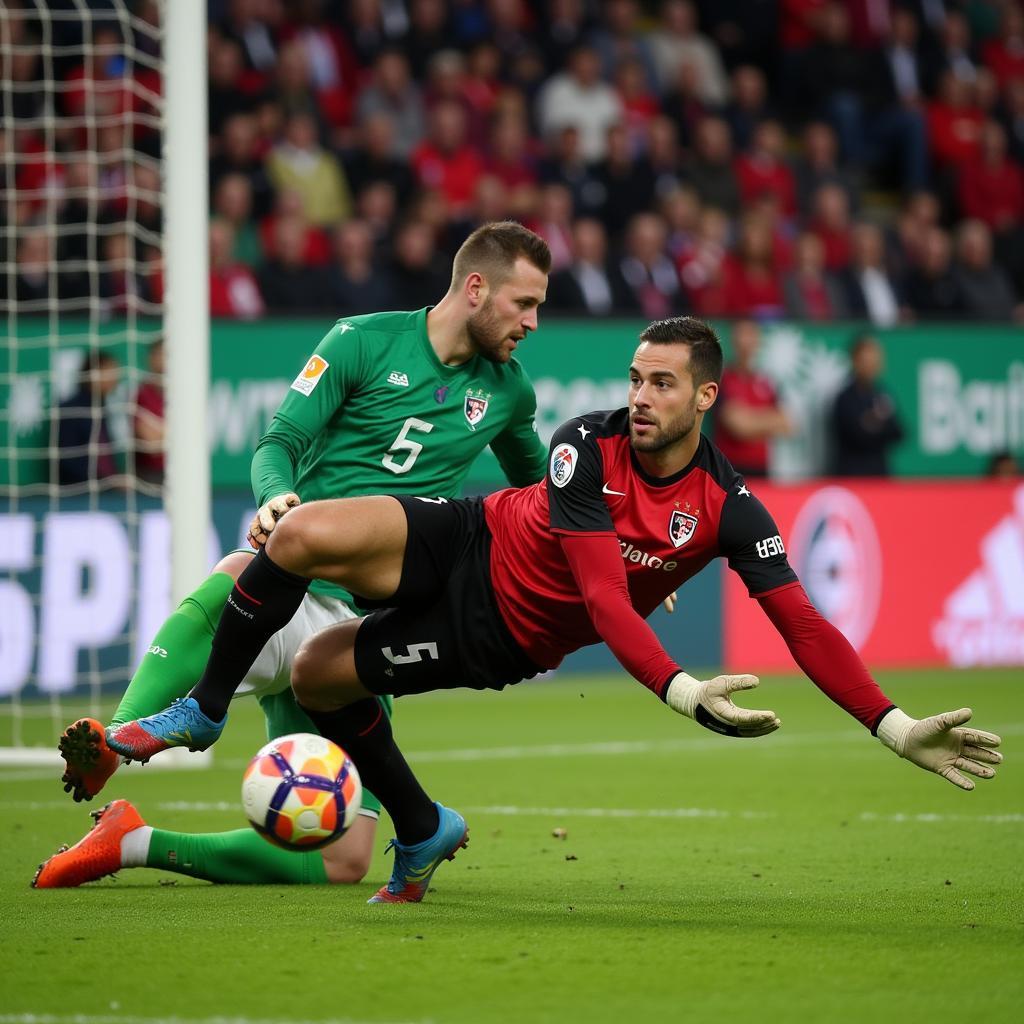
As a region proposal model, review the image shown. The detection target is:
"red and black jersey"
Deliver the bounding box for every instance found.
[484,408,895,731]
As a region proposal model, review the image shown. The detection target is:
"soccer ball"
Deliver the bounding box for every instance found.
[242,733,362,851]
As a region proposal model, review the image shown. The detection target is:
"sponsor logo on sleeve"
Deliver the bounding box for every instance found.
[290,354,329,396]
[550,443,578,487]
[755,535,785,559]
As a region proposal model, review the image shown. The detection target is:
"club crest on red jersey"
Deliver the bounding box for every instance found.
[550,443,578,487]
[464,388,490,428]
[668,509,698,548]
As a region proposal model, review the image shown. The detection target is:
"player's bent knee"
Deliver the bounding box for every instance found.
[322,816,375,884]
[211,549,253,580]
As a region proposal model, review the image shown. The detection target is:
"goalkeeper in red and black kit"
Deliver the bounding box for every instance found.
[124,316,1004,904]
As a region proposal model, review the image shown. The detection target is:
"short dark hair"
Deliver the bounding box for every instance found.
[451,221,551,290]
[849,332,879,358]
[638,316,723,386]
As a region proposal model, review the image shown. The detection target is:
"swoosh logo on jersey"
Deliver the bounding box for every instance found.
[602,483,626,496]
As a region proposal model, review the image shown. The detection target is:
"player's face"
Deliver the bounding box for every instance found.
[628,342,714,453]
[467,258,547,364]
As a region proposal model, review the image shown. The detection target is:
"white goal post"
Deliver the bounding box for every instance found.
[0,0,210,770]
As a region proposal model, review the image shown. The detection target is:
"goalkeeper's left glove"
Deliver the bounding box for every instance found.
[876,707,1002,791]
[665,672,781,738]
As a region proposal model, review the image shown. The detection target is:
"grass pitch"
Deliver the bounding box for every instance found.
[2,668,1022,1024]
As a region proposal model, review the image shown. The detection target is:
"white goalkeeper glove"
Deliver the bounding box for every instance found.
[662,591,678,614]
[876,707,1002,791]
[247,492,301,549]
[665,671,781,738]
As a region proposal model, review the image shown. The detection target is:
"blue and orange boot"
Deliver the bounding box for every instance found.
[369,802,469,904]
[58,718,121,802]
[105,697,226,763]
[32,800,146,888]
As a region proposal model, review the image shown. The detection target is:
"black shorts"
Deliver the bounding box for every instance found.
[352,496,541,698]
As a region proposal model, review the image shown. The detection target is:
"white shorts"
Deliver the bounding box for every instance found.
[233,591,359,701]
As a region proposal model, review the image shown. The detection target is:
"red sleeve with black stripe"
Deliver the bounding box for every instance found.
[558,533,681,698]
[757,583,895,731]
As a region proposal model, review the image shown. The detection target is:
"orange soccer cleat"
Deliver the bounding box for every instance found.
[32,799,146,889]
[59,718,121,802]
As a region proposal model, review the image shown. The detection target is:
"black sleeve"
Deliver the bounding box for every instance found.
[717,484,799,596]
[545,418,615,535]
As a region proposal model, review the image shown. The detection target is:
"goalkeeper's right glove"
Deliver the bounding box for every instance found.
[247,492,301,549]
[876,707,1002,791]
[665,672,781,738]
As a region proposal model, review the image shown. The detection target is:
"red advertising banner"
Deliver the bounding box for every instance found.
[724,481,1024,671]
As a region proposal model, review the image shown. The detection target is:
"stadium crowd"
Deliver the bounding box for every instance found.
[2,0,1024,324]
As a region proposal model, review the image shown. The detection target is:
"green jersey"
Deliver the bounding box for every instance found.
[250,309,546,594]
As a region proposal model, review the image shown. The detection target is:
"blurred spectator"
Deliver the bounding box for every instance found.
[1002,78,1024,164]
[721,211,785,319]
[614,57,662,152]
[538,125,604,218]
[783,231,848,321]
[953,219,1022,323]
[212,172,263,269]
[617,212,685,319]
[530,183,576,272]
[209,218,265,320]
[356,50,425,158]
[987,450,1021,478]
[831,335,904,477]
[208,36,253,138]
[677,204,731,316]
[356,180,400,251]
[904,225,966,319]
[661,58,712,149]
[924,10,979,95]
[981,5,1024,90]
[259,189,332,266]
[646,116,687,199]
[880,8,928,110]
[258,215,330,312]
[647,0,729,103]
[133,338,165,485]
[546,217,635,314]
[735,119,797,220]
[541,0,593,73]
[345,0,403,67]
[841,221,905,328]
[660,184,702,258]
[219,0,279,82]
[594,123,655,237]
[402,0,453,79]
[801,2,927,192]
[721,64,776,153]
[927,71,984,171]
[537,45,623,162]
[590,0,660,93]
[344,112,415,207]
[794,121,860,218]
[463,44,503,131]
[700,0,779,77]
[266,111,352,226]
[889,188,942,281]
[100,231,151,314]
[209,112,276,219]
[714,319,792,478]
[56,350,122,487]
[388,220,449,309]
[485,113,540,213]
[683,116,741,217]
[808,183,853,272]
[0,226,76,306]
[410,101,485,218]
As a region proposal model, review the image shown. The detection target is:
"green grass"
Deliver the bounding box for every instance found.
[2,668,1022,1024]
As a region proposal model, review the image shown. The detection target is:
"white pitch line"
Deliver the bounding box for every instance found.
[859,811,1024,824]
[465,804,775,820]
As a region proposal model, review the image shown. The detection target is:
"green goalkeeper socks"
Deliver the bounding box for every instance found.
[110,571,235,725]
[146,827,329,885]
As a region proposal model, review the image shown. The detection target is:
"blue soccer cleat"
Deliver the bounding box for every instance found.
[369,802,469,904]
[105,697,226,763]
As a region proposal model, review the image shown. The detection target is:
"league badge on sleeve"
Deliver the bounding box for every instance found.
[290,355,329,396]
[464,388,490,429]
[550,443,578,488]
[669,509,698,548]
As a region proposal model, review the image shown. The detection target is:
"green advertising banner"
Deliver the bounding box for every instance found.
[3,317,1021,489]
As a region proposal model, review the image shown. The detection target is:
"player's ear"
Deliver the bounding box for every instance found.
[697,381,718,412]
[464,271,487,307]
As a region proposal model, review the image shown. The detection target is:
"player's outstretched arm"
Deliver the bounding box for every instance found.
[665,672,780,738]
[876,707,1002,791]
[248,492,301,548]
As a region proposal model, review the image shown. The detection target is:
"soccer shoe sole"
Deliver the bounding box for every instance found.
[368,827,470,904]
[59,718,120,802]
[31,799,145,889]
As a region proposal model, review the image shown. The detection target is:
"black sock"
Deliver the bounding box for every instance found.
[300,698,439,846]
[189,548,310,721]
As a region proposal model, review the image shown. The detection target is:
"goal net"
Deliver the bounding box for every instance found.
[0,0,209,770]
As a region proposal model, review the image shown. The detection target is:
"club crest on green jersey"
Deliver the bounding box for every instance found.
[464,388,490,429]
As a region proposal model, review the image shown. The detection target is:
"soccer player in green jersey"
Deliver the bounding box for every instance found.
[37,222,551,890]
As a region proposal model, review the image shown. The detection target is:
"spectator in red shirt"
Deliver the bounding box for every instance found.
[808,182,853,272]
[411,100,485,218]
[927,70,985,170]
[485,112,539,203]
[981,5,1024,91]
[208,219,265,320]
[783,230,848,321]
[714,318,793,478]
[133,338,165,485]
[734,119,798,220]
[677,205,731,317]
[958,120,1024,233]
[721,212,786,319]
[614,56,662,154]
